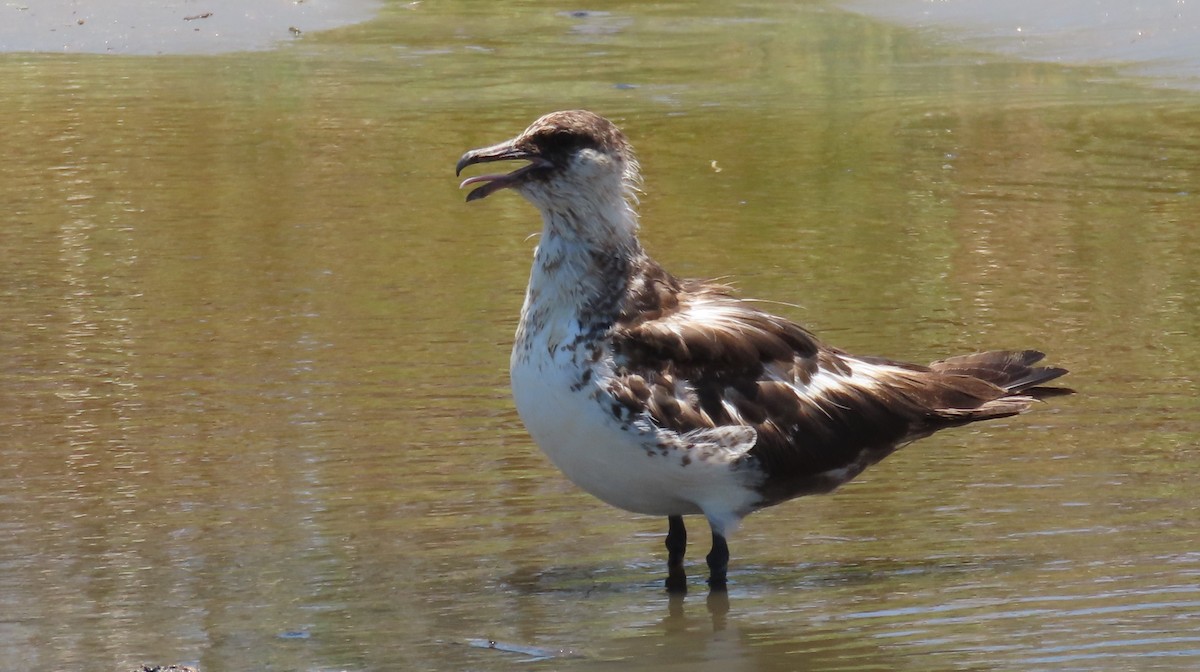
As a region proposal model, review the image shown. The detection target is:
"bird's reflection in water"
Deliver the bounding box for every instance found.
[592,588,894,672]
[664,589,729,629]
[662,590,724,628]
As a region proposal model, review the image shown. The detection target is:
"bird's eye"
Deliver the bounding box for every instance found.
[538,129,592,155]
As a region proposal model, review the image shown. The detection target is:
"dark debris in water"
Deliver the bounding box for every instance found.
[134,666,198,672]
[559,10,611,19]
[466,638,583,662]
[556,9,630,36]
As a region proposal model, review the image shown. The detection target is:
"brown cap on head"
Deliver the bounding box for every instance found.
[456,110,633,202]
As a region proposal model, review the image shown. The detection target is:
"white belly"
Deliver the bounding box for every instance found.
[509,336,758,522]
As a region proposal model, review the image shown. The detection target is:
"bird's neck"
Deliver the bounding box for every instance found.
[521,202,642,337]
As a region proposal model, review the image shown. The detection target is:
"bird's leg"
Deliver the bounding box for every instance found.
[665,515,687,593]
[706,531,729,591]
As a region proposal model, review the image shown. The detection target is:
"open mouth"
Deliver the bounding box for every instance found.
[456,142,552,202]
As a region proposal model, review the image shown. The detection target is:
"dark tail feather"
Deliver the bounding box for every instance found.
[1021,385,1075,399]
[930,350,1072,398]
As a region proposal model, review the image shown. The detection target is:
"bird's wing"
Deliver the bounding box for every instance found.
[608,289,1028,503]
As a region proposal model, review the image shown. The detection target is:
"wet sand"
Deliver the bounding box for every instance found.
[0,0,381,55]
[840,0,1200,88]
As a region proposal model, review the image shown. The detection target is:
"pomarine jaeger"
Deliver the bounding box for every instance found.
[456,110,1070,593]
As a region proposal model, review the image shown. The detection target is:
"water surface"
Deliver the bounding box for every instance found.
[1,2,1198,670]
[841,0,1200,88]
[1,0,381,55]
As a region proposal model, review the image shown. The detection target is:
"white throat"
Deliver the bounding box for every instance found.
[517,190,642,333]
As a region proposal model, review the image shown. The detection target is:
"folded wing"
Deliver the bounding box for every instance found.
[607,265,1069,506]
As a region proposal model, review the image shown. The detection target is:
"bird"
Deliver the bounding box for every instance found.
[455,110,1070,593]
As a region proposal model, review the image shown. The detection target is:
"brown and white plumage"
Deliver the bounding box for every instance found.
[456,110,1070,592]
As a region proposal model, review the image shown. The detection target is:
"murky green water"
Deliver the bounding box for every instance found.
[2,2,1198,670]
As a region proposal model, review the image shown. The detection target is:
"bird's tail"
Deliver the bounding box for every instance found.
[930,349,1072,399]
[904,349,1071,427]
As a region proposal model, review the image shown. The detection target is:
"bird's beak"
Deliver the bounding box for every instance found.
[456,140,551,202]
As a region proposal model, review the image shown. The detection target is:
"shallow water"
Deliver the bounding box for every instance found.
[841,0,1200,88]
[1,2,1198,671]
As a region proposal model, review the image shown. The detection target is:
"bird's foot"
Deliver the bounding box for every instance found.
[705,531,729,591]
[666,569,688,594]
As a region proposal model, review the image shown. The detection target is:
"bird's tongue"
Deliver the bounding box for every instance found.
[459,172,514,202]
[458,173,507,189]
[459,158,550,202]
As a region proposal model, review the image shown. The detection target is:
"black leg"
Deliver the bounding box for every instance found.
[665,515,687,593]
[706,531,729,590]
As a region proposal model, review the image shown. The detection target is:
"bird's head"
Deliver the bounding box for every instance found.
[456,110,641,216]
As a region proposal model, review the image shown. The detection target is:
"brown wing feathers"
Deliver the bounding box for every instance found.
[608,259,1070,505]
